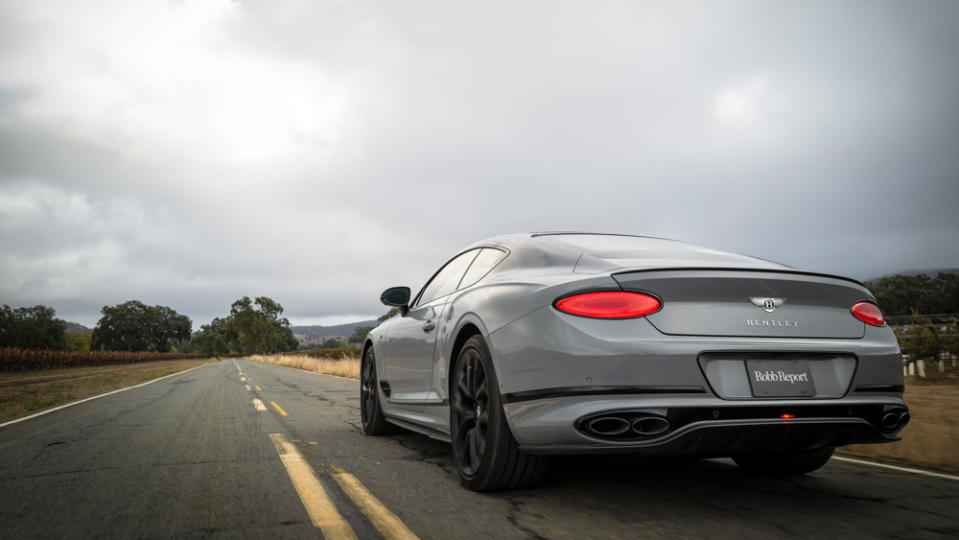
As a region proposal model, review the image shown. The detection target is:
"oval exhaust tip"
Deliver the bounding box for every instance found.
[881,411,903,430]
[632,416,670,436]
[585,416,631,436]
[897,411,910,429]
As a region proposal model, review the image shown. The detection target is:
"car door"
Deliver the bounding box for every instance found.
[384,249,479,401]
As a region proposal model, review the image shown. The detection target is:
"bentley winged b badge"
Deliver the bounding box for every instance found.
[749,297,786,313]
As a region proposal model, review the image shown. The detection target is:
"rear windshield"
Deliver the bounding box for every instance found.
[540,234,687,252]
[537,234,768,265]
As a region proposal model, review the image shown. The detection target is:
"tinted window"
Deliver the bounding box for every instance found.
[458,248,507,289]
[416,250,479,306]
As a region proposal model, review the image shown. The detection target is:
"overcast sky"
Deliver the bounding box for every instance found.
[1,0,958,328]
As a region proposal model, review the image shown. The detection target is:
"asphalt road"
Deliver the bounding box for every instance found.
[1,358,956,539]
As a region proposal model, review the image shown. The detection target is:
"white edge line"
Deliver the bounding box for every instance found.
[302,371,357,382]
[0,362,211,430]
[832,456,959,481]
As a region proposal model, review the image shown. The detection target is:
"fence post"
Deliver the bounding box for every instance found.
[908,362,916,376]
[917,359,926,378]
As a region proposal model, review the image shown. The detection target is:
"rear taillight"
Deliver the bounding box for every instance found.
[851,301,884,326]
[554,291,661,318]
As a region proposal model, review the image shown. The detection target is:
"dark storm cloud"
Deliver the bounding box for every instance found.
[1,0,957,326]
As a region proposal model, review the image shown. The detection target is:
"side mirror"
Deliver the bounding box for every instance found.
[380,286,411,313]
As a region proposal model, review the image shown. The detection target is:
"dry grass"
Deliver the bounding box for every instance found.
[0,358,216,421]
[247,354,360,380]
[287,347,362,360]
[838,378,959,472]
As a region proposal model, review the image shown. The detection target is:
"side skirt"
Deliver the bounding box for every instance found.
[385,415,452,443]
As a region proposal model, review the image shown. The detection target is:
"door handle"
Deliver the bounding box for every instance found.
[422,320,435,333]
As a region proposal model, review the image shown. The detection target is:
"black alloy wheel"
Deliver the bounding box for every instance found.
[360,347,395,435]
[450,335,547,491]
[451,345,489,476]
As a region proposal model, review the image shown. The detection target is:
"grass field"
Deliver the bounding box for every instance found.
[246,354,360,379]
[0,358,216,421]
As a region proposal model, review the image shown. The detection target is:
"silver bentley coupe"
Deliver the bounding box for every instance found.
[361,233,908,491]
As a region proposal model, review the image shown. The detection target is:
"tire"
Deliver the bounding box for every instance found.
[450,335,548,491]
[733,447,835,476]
[360,346,397,436]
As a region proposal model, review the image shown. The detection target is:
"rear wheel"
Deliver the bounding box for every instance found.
[450,335,547,491]
[360,347,396,435]
[733,447,834,475]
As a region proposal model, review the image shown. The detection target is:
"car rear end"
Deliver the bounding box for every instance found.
[489,238,907,457]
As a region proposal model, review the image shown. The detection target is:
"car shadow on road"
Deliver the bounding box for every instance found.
[505,454,955,538]
[536,453,875,502]
[388,431,954,537]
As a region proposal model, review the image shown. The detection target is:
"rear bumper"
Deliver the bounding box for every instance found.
[504,394,907,455]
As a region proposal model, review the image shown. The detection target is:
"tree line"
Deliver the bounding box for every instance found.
[896,312,959,362]
[864,272,959,318]
[1,295,298,356]
[91,301,191,352]
[189,296,297,356]
[0,305,67,350]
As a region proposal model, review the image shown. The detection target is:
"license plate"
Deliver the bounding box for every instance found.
[746,359,816,398]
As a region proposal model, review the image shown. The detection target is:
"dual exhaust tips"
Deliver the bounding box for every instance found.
[880,408,910,431]
[582,414,671,439]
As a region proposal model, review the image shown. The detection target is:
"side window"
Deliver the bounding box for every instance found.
[458,248,507,290]
[415,250,479,307]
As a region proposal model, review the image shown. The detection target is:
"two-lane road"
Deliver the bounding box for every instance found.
[1,359,957,539]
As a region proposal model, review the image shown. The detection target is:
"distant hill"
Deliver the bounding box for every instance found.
[65,321,92,334]
[291,320,379,339]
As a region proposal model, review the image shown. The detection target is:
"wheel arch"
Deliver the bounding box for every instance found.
[361,338,381,382]
[446,317,487,395]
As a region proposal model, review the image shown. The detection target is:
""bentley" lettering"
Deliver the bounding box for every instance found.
[745,320,800,327]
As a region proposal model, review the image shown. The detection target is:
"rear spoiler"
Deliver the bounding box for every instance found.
[610,267,866,288]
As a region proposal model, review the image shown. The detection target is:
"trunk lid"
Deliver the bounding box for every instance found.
[612,269,869,339]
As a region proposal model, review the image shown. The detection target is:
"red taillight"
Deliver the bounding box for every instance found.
[851,301,884,326]
[554,291,661,319]
[780,413,795,419]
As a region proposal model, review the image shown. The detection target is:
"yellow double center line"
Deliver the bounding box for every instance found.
[269,434,357,539]
[269,433,419,540]
[330,465,419,540]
